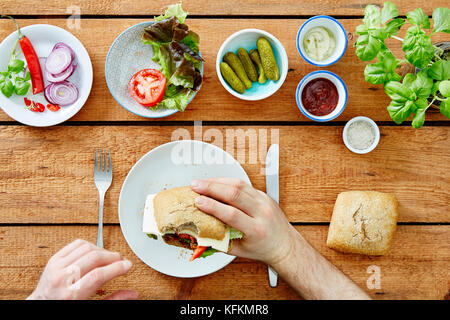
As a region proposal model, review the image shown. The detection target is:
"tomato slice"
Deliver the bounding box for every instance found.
[190,246,207,261]
[128,69,166,107]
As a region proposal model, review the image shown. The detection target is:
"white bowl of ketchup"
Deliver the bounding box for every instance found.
[295,70,347,122]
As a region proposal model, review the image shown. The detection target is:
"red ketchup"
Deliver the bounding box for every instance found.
[301,78,338,116]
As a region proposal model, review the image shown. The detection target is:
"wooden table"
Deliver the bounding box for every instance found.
[0,1,448,300]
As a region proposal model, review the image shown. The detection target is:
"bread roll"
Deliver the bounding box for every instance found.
[153,186,228,240]
[326,191,398,255]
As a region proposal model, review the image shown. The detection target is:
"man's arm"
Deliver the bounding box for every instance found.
[273,227,370,299]
[191,178,370,300]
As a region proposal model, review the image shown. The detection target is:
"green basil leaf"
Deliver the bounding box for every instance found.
[0,80,14,98]
[427,60,450,81]
[406,8,430,29]
[432,7,450,34]
[385,81,415,102]
[364,50,399,84]
[387,72,402,82]
[7,59,25,73]
[402,73,415,88]
[384,18,405,37]
[355,24,368,35]
[412,98,428,128]
[24,71,31,81]
[440,98,450,118]
[439,80,450,97]
[381,1,399,24]
[387,100,414,124]
[364,62,388,84]
[14,80,30,96]
[355,33,383,61]
[0,73,7,84]
[431,81,440,95]
[403,33,435,68]
[412,70,433,98]
[363,5,381,27]
[378,50,397,72]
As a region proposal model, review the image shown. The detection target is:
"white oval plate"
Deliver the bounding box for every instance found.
[118,140,251,278]
[0,24,93,127]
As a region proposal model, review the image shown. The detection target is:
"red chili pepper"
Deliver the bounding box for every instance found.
[29,101,39,112]
[46,103,60,112]
[3,16,44,95]
[24,97,32,107]
[35,102,45,112]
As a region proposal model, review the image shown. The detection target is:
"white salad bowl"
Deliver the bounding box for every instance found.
[297,15,348,67]
[296,70,347,122]
[216,28,288,101]
[0,24,93,127]
[105,21,203,119]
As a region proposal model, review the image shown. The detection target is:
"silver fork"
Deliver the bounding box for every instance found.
[94,150,113,248]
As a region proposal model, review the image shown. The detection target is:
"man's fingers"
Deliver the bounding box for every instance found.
[71,260,132,298]
[195,196,253,234]
[60,241,97,267]
[52,239,88,260]
[71,250,122,277]
[103,290,139,300]
[191,179,258,216]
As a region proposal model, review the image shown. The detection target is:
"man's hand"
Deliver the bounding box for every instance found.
[27,239,138,300]
[191,178,371,300]
[191,177,297,266]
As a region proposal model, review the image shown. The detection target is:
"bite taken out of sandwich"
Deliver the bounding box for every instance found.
[142,186,243,261]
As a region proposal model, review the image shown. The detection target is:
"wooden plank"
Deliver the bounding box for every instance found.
[0,125,448,224]
[0,18,448,122]
[0,225,448,300]
[0,0,443,16]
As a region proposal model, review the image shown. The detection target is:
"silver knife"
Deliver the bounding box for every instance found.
[265,144,279,288]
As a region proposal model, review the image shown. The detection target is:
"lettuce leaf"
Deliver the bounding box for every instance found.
[153,86,194,111]
[230,227,243,240]
[199,247,217,258]
[142,2,202,111]
[154,2,188,24]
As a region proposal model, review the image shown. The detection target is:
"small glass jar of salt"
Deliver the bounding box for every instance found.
[343,117,380,154]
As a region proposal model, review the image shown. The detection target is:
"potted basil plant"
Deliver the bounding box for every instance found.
[354,2,450,128]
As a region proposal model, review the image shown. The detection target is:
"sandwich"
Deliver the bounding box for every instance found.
[142,186,243,261]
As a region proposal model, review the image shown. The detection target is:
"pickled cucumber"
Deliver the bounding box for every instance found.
[256,37,280,81]
[220,62,246,94]
[223,52,252,89]
[237,48,258,83]
[249,49,267,84]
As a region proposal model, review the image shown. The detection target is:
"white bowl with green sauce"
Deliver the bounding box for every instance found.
[296,15,348,67]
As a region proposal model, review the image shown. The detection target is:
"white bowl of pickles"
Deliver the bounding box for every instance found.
[216,29,288,101]
[297,15,348,67]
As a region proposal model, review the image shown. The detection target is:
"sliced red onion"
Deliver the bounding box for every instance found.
[45,63,75,83]
[53,42,75,60]
[45,81,79,106]
[45,47,73,75]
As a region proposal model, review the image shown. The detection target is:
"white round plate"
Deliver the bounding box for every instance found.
[0,24,93,127]
[105,22,203,119]
[118,140,251,278]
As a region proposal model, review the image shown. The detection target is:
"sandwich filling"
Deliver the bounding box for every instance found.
[143,193,242,260]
